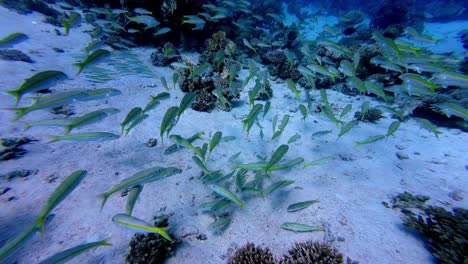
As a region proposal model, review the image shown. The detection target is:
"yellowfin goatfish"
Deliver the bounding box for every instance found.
[99,166,182,209]
[112,214,172,241]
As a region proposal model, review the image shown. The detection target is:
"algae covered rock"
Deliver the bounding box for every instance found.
[228,243,275,264]
[280,241,358,264]
[151,42,181,67]
[354,108,383,122]
[402,206,468,263]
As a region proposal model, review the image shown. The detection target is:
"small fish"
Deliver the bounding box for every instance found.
[377,105,405,120]
[124,114,148,136]
[73,49,110,75]
[209,131,223,153]
[265,180,294,194]
[281,222,323,232]
[287,134,301,144]
[287,200,319,212]
[361,101,370,118]
[177,93,195,121]
[160,106,179,142]
[340,104,352,119]
[266,144,289,172]
[154,27,171,36]
[134,7,152,15]
[432,71,468,88]
[65,108,119,134]
[386,121,400,139]
[242,38,257,53]
[121,107,143,133]
[320,89,329,106]
[323,25,338,36]
[415,118,442,139]
[23,118,77,131]
[209,184,244,208]
[312,130,332,137]
[317,39,351,57]
[228,151,241,162]
[338,119,359,139]
[286,79,300,99]
[299,104,307,121]
[208,216,232,234]
[372,31,401,59]
[307,63,337,82]
[7,70,67,105]
[364,81,387,101]
[348,76,367,93]
[84,40,104,53]
[399,73,437,91]
[322,105,341,126]
[182,15,206,30]
[80,88,122,101]
[338,60,354,76]
[125,185,143,216]
[38,237,111,264]
[112,214,172,240]
[355,135,385,147]
[0,220,45,260]
[435,102,468,121]
[128,15,160,30]
[99,166,181,209]
[0,32,28,47]
[143,92,170,113]
[47,132,120,143]
[303,156,335,168]
[36,170,87,233]
[62,11,81,35]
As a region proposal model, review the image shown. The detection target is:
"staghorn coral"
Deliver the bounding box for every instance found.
[280,241,358,264]
[228,243,276,264]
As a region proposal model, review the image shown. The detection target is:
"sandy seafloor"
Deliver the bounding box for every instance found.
[0,6,467,264]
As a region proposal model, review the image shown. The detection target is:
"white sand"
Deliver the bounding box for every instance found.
[1,6,467,264]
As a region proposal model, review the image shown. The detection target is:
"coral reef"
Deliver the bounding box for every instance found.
[228,243,275,264]
[125,215,179,264]
[261,49,301,81]
[280,241,358,264]
[354,108,383,122]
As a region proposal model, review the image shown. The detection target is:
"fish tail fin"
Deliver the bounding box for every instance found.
[152,226,172,241]
[354,141,362,148]
[6,90,20,106]
[23,122,32,132]
[100,236,113,246]
[63,23,70,36]
[5,107,28,121]
[64,125,72,135]
[73,62,84,75]
[46,135,61,144]
[98,193,109,211]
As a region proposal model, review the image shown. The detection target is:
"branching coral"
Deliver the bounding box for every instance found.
[280,241,358,264]
[228,243,276,264]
